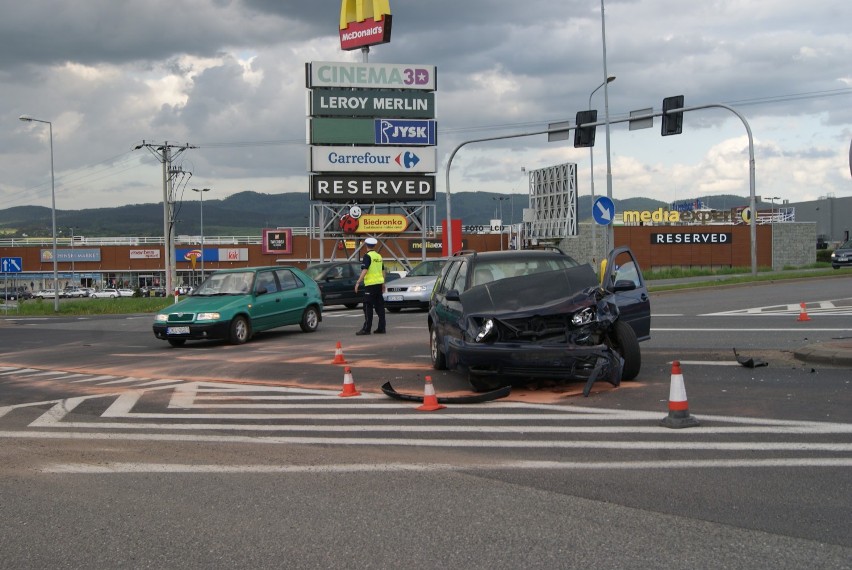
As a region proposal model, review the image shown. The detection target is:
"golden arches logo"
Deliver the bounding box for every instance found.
[339,0,392,50]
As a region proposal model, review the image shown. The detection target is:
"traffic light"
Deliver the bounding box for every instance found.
[661,95,684,136]
[574,110,598,148]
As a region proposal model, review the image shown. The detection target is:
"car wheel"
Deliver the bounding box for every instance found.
[833,265,840,270]
[300,306,320,332]
[609,320,641,380]
[468,374,502,393]
[167,339,186,347]
[229,315,250,345]
[344,303,359,310]
[387,307,402,313]
[430,325,447,370]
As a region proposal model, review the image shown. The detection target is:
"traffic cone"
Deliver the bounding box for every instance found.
[331,341,348,364]
[660,361,699,429]
[338,366,361,397]
[797,302,811,322]
[416,376,446,411]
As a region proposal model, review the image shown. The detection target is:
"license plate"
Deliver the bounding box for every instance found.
[167,326,190,335]
[386,295,404,302]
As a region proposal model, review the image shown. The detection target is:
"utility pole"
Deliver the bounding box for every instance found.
[133,141,195,295]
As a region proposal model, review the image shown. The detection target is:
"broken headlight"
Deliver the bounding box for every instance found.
[475,318,495,342]
[571,307,596,326]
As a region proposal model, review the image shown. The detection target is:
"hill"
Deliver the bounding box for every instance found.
[0,191,758,238]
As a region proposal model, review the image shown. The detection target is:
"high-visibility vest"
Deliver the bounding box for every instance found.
[364,251,384,286]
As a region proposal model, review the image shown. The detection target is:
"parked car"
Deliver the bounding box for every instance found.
[90,288,122,298]
[831,240,852,269]
[304,261,399,309]
[35,289,62,299]
[117,288,135,297]
[428,247,651,392]
[383,258,447,312]
[63,287,87,298]
[153,266,323,346]
[1,287,33,300]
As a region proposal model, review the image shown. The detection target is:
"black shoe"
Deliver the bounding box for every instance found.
[373,329,386,334]
[355,330,371,336]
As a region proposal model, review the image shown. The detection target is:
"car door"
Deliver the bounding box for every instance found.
[605,246,651,341]
[250,269,283,331]
[274,268,310,325]
[431,259,469,356]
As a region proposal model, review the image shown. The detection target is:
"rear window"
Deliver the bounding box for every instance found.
[472,256,579,284]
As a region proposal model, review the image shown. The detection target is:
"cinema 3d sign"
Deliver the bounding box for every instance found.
[339,0,392,51]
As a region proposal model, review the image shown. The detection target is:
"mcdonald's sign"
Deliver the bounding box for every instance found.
[339,0,392,51]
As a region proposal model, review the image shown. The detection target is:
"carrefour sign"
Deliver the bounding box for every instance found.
[307,61,436,91]
[309,146,436,173]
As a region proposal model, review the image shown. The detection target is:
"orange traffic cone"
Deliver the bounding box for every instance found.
[416,376,446,411]
[797,302,811,322]
[660,361,699,429]
[331,341,348,364]
[338,366,361,397]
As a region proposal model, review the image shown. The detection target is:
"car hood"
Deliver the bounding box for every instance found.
[387,275,438,288]
[459,264,603,317]
[158,294,249,315]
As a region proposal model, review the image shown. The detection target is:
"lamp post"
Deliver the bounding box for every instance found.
[192,188,210,282]
[19,115,59,312]
[599,0,615,253]
[589,76,616,264]
[767,195,780,222]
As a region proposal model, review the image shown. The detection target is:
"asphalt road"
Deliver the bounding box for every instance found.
[0,276,850,568]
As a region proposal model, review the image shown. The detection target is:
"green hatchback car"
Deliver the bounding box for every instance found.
[153,266,323,346]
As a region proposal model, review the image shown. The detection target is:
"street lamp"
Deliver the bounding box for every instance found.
[767,196,780,222]
[600,0,615,253]
[589,76,616,264]
[192,188,210,282]
[19,114,59,312]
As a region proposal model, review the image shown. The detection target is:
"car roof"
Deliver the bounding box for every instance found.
[211,266,298,274]
[452,249,575,262]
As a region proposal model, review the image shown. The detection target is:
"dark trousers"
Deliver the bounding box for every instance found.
[361,284,386,332]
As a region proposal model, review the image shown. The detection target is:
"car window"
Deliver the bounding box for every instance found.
[408,260,444,277]
[437,261,461,295]
[256,271,277,293]
[275,269,302,291]
[451,261,469,291]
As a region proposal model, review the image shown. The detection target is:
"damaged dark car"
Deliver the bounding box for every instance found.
[428,247,651,394]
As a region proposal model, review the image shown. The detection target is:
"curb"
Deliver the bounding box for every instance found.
[792,342,852,367]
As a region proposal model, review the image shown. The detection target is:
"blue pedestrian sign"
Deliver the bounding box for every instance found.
[1,257,23,273]
[593,197,615,226]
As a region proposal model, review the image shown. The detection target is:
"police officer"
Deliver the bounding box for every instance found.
[354,237,386,335]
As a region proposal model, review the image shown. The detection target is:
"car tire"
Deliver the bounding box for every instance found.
[300,306,320,333]
[430,325,447,370]
[468,374,502,393]
[609,320,641,381]
[833,265,839,270]
[344,303,359,310]
[387,307,402,313]
[167,339,186,347]
[229,315,250,345]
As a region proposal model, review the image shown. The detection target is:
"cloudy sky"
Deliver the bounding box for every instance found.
[3,0,851,217]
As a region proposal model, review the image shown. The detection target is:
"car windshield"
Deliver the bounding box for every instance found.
[192,271,255,295]
[303,265,333,280]
[839,240,852,250]
[407,260,445,277]
[471,256,579,287]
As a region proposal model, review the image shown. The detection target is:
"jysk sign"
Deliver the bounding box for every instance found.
[310,175,436,202]
[307,62,436,91]
[309,146,436,173]
[339,0,392,51]
[651,233,732,244]
[310,89,434,119]
[309,118,437,145]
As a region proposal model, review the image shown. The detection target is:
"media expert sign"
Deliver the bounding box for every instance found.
[262,229,293,255]
[651,233,733,244]
[309,118,437,146]
[309,146,437,173]
[310,175,435,202]
[306,62,436,91]
[355,214,407,233]
[310,89,435,119]
[408,239,467,253]
[339,0,392,51]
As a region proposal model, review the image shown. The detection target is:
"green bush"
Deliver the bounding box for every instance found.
[817,249,834,263]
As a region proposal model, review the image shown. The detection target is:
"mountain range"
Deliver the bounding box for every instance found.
[0,191,759,238]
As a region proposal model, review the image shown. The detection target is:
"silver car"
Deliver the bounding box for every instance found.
[383,259,447,312]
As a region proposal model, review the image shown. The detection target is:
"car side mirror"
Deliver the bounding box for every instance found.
[612,280,637,292]
[445,289,461,301]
